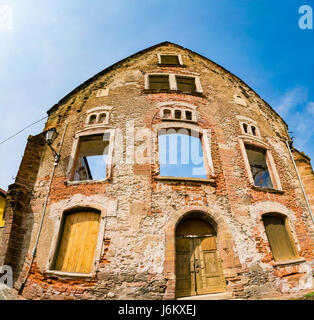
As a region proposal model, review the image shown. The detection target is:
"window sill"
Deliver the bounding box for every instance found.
[272,257,306,267]
[157,63,186,68]
[45,270,96,279]
[143,89,204,97]
[156,176,216,186]
[66,178,111,186]
[252,186,284,194]
[160,118,198,124]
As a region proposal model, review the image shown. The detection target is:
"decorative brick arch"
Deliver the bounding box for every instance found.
[163,206,238,299]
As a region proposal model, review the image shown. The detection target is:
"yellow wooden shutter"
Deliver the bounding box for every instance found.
[55,211,100,273]
[263,215,297,262]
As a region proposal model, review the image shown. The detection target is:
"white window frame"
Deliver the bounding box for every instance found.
[157,53,184,65]
[66,127,115,184]
[239,139,282,191]
[153,122,214,179]
[85,106,113,127]
[145,73,203,93]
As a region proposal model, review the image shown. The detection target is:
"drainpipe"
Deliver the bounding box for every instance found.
[286,140,314,225]
[18,123,68,294]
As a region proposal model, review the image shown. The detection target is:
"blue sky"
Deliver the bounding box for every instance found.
[0,0,313,190]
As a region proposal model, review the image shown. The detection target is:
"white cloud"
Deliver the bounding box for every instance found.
[275,87,308,117]
[306,101,314,115]
[0,5,13,30]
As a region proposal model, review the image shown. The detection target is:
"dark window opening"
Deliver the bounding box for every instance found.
[89,114,97,125]
[185,111,192,120]
[262,214,297,262]
[176,76,196,93]
[243,123,248,133]
[163,109,171,119]
[73,134,109,181]
[251,126,256,136]
[175,110,182,119]
[149,75,170,91]
[160,55,180,65]
[245,144,273,188]
[98,113,107,123]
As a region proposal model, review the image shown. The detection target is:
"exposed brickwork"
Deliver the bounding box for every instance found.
[1,42,313,300]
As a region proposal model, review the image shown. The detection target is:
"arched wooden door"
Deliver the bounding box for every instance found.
[175,217,226,298]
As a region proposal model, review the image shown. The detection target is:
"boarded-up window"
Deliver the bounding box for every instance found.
[149,75,170,90]
[262,214,297,262]
[245,144,273,188]
[176,76,196,93]
[54,210,100,273]
[73,134,109,181]
[160,55,180,65]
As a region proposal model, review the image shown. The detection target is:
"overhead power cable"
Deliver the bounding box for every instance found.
[0,116,48,146]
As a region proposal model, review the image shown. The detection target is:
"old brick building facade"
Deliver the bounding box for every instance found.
[0,42,313,300]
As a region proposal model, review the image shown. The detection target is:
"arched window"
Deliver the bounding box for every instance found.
[262,213,298,262]
[53,208,101,273]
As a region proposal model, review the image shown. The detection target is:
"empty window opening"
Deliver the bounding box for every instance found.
[176,76,196,93]
[175,110,182,120]
[73,134,109,181]
[163,109,171,119]
[245,144,273,188]
[98,113,107,123]
[185,111,192,120]
[53,209,100,273]
[242,123,248,133]
[251,126,257,136]
[89,114,97,125]
[149,75,170,91]
[158,129,207,179]
[160,55,180,65]
[262,214,298,262]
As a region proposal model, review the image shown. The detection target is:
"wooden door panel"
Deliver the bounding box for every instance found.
[55,211,100,273]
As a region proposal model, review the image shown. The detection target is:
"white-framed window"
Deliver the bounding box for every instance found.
[145,73,202,94]
[157,53,184,66]
[239,139,282,190]
[160,106,197,123]
[153,122,214,180]
[66,128,115,183]
[85,106,113,127]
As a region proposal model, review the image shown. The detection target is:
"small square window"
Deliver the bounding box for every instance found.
[149,75,170,91]
[176,76,196,93]
[160,55,180,65]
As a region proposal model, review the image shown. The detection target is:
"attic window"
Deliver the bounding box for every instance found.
[72,134,109,181]
[175,110,182,119]
[149,75,170,91]
[242,123,248,134]
[89,115,97,125]
[160,55,180,65]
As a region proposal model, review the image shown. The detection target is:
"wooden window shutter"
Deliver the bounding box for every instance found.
[149,75,170,90]
[160,55,180,65]
[54,210,100,273]
[262,214,297,262]
[176,76,196,92]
